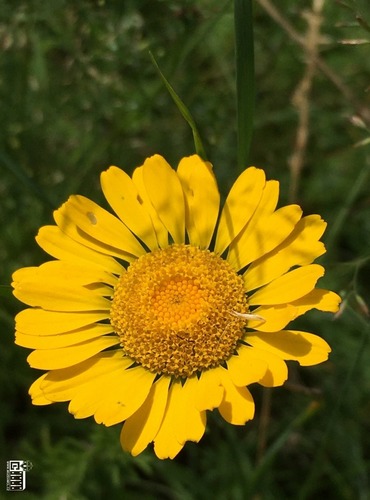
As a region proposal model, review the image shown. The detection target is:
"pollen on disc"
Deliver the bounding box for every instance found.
[110,244,248,378]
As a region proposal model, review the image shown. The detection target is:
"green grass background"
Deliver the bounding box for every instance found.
[1,0,370,498]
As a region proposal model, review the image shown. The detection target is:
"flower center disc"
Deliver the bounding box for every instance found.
[110,244,248,378]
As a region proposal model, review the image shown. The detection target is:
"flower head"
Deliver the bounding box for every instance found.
[12,154,340,459]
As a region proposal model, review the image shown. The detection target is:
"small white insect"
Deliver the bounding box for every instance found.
[230,310,266,323]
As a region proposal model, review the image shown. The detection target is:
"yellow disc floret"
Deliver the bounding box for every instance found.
[110,244,248,378]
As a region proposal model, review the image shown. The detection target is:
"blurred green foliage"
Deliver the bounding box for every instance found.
[1,0,370,498]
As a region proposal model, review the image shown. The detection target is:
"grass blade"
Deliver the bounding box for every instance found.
[149,52,207,160]
[234,0,255,171]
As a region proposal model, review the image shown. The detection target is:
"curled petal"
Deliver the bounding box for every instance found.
[218,368,255,425]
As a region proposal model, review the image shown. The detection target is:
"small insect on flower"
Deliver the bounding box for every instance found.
[230,310,266,323]
[12,154,341,459]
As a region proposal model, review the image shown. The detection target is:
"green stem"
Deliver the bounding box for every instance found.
[234,0,255,172]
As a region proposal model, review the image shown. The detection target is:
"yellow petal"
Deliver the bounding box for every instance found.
[291,288,341,315]
[54,196,144,262]
[177,155,220,249]
[153,379,206,459]
[15,309,109,335]
[153,383,186,459]
[12,280,111,311]
[132,166,168,248]
[36,225,124,275]
[218,368,255,425]
[228,203,302,271]
[41,351,130,402]
[226,344,268,386]
[92,366,156,426]
[172,377,207,446]
[244,345,288,387]
[243,215,327,290]
[193,367,224,411]
[29,374,52,405]
[67,364,127,419]
[142,155,185,244]
[247,304,298,332]
[246,330,331,366]
[226,179,279,270]
[27,336,120,369]
[120,376,171,456]
[215,167,266,255]
[16,323,113,349]
[248,264,325,305]
[101,166,159,250]
[13,260,117,288]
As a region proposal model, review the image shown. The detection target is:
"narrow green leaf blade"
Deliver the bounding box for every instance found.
[234,0,255,171]
[149,52,207,160]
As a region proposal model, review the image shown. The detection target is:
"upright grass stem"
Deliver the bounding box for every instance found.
[234,0,255,172]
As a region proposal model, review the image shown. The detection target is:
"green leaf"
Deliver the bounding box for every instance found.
[149,52,207,161]
[234,0,255,171]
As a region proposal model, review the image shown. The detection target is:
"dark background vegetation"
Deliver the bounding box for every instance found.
[1,0,370,498]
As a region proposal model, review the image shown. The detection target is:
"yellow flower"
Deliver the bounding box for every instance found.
[12,154,341,459]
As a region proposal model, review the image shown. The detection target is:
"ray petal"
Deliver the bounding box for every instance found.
[226,344,268,386]
[16,323,113,349]
[29,373,52,405]
[153,382,186,459]
[93,366,157,426]
[27,336,120,369]
[248,264,325,305]
[36,225,124,275]
[291,288,341,315]
[242,345,288,387]
[228,203,302,271]
[54,196,144,262]
[101,166,159,250]
[120,376,171,456]
[215,167,266,255]
[218,368,255,425]
[142,155,185,244]
[132,166,168,248]
[15,309,109,335]
[40,351,130,402]
[12,280,111,311]
[246,330,331,366]
[194,367,224,411]
[243,215,327,290]
[177,155,220,249]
